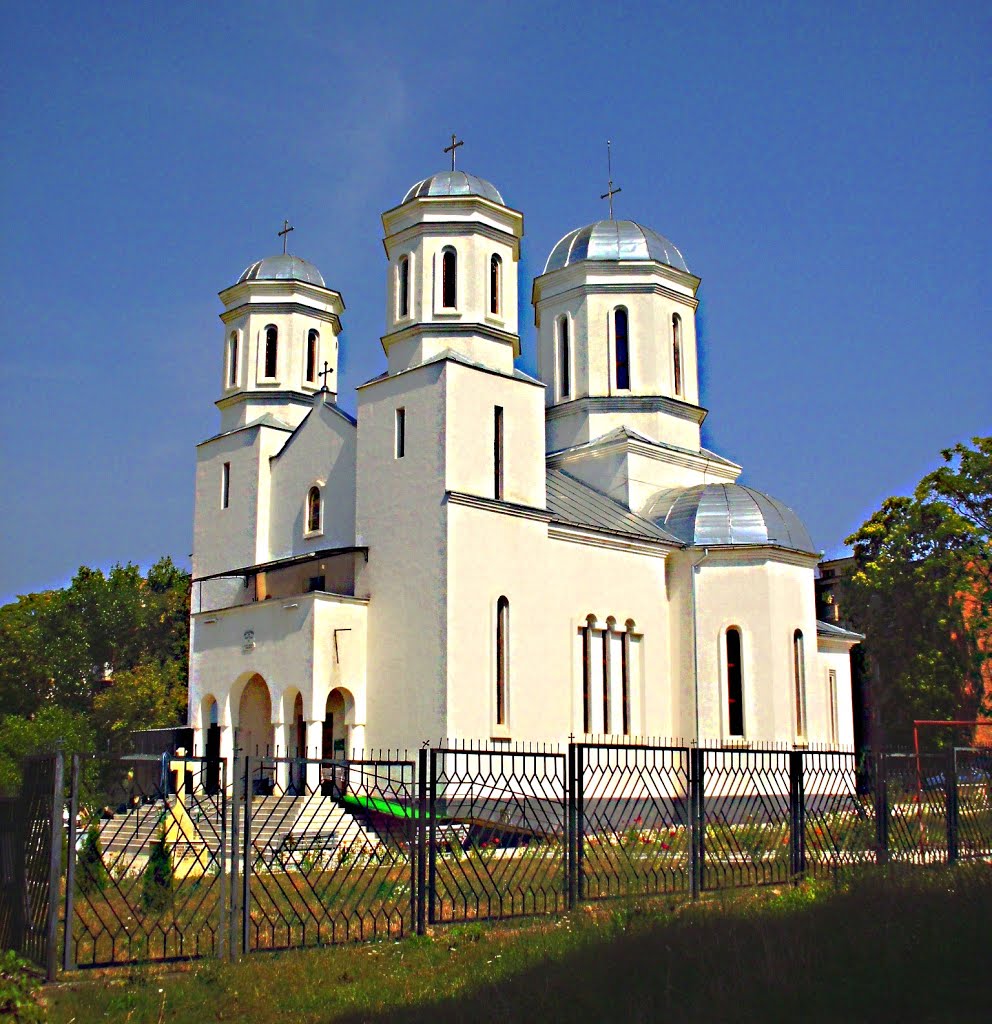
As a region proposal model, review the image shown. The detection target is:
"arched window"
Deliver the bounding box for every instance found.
[603,618,615,734]
[621,620,635,736]
[726,628,744,737]
[228,331,238,387]
[496,596,509,726]
[306,329,319,384]
[793,630,807,739]
[614,307,630,390]
[557,316,571,399]
[398,255,410,318]
[442,247,457,308]
[490,254,501,315]
[581,615,596,734]
[306,486,321,534]
[672,314,683,397]
[264,325,278,379]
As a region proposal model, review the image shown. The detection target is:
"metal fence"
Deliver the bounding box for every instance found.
[0,743,989,973]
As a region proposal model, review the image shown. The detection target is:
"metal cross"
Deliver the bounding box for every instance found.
[318,360,334,390]
[278,219,294,254]
[600,140,622,220]
[443,133,464,171]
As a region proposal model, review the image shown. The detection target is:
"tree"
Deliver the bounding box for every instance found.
[77,823,109,895]
[0,705,94,795]
[91,660,187,754]
[844,436,991,746]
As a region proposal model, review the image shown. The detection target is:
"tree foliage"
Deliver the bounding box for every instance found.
[844,437,991,745]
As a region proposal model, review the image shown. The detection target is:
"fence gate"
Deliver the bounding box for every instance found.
[954,748,992,860]
[427,747,566,924]
[64,753,227,969]
[239,756,415,952]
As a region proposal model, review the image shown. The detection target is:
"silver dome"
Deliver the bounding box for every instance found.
[238,254,325,287]
[544,220,689,275]
[645,483,815,553]
[402,170,505,206]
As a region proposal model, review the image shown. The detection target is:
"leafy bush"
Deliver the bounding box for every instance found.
[76,823,109,894]
[0,949,45,1023]
[141,828,174,913]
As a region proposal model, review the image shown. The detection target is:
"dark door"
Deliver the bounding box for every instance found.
[205,723,221,795]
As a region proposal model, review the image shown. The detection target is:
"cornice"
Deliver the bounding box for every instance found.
[546,523,673,558]
[220,302,342,329]
[546,394,707,426]
[533,260,700,309]
[445,491,552,524]
[380,320,520,352]
[534,278,700,316]
[214,390,318,413]
[218,279,344,310]
[690,544,822,568]
[382,220,521,260]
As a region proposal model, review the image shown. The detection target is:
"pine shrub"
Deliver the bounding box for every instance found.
[76,823,108,894]
[141,827,174,913]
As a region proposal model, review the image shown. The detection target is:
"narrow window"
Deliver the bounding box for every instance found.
[581,616,594,734]
[264,325,278,379]
[614,307,630,390]
[793,629,807,739]
[221,462,231,509]
[493,406,504,500]
[398,255,410,318]
[307,575,325,593]
[602,621,612,735]
[490,254,501,315]
[306,486,321,533]
[558,316,571,399]
[228,332,238,387]
[395,408,405,459]
[496,596,509,726]
[306,330,318,383]
[672,314,683,397]
[726,628,744,737]
[442,247,457,308]
[828,669,839,746]
[621,629,631,736]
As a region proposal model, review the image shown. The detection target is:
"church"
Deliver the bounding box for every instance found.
[187,153,860,772]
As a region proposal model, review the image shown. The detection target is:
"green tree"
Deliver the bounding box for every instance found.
[0,705,94,795]
[91,659,187,754]
[77,823,109,895]
[141,827,174,914]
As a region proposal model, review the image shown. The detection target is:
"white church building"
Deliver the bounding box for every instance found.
[187,163,860,770]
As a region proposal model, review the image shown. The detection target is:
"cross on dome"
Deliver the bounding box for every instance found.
[318,360,335,391]
[443,133,464,171]
[278,219,294,254]
[600,140,622,220]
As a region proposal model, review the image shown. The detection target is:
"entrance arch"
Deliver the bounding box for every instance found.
[322,687,355,760]
[238,673,274,757]
[201,694,221,795]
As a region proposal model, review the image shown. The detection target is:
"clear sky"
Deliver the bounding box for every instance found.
[1,1,989,604]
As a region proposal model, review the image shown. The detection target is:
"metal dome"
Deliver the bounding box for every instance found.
[544,219,689,275]
[402,170,505,206]
[238,254,325,287]
[644,483,815,553]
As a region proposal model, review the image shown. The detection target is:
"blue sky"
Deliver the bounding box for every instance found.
[1,1,989,603]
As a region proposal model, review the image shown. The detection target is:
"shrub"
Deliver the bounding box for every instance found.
[76,823,109,894]
[141,828,174,914]
[0,949,44,1023]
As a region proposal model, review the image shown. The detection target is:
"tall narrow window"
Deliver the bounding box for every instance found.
[614,307,630,390]
[394,408,406,459]
[621,628,631,736]
[490,254,501,315]
[398,255,410,318]
[306,486,321,533]
[221,462,231,509]
[496,596,509,726]
[602,621,612,734]
[726,627,744,737]
[493,406,504,500]
[672,314,683,397]
[581,616,595,734]
[306,329,319,383]
[557,316,571,399]
[827,669,839,746]
[264,325,278,379]
[228,332,238,387]
[442,247,457,308]
[793,630,807,739]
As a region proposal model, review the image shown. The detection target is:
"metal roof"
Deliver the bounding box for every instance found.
[645,483,815,553]
[816,620,865,642]
[238,254,326,287]
[546,469,681,544]
[402,170,505,206]
[544,220,689,275]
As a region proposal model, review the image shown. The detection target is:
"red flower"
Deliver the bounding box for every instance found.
[491,837,500,846]
[634,816,643,825]
[661,843,670,850]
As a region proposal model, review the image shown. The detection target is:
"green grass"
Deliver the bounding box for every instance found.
[44,863,992,1023]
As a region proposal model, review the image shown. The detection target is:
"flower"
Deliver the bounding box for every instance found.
[634,816,643,825]
[661,843,670,850]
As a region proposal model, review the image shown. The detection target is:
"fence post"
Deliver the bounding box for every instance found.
[874,751,889,865]
[945,748,959,865]
[427,749,437,926]
[62,754,80,972]
[566,743,576,910]
[416,748,427,935]
[228,753,240,959]
[789,750,806,882]
[575,744,586,903]
[45,751,64,982]
[217,757,228,961]
[241,757,254,956]
[690,747,704,898]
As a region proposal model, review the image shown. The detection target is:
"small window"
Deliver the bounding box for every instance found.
[398,255,410,318]
[726,627,744,737]
[306,330,319,384]
[602,621,612,735]
[306,486,321,533]
[672,314,683,397]
[442,248,457,308]
[581,616,594,734]
[793,630,807,739]
[496,596,509,726]
[557,316,571,399]
[827,669,839,746]
[264,325,278,379]
[493,406,504,501]
[395,408,406,459]
[221,462,231,509]
[307,575,325,593]
[621,628,631,736]
[228,332,238,387]
[614,307,630,390]
[490,254,502,315]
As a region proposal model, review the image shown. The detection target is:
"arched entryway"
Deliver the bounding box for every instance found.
[201,694,221,795]
[321,687,355,760]
[237,673,274,758]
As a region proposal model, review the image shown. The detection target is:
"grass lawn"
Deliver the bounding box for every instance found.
[43,864,992,1024]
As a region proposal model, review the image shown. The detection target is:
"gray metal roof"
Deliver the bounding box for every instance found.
[547,469,681,544]
[544,220,689,275]
[644,483,815,553]
[816,620,865,642]
[402,171,505,206]
[238,254,326,287]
